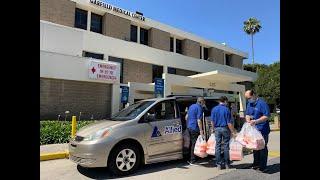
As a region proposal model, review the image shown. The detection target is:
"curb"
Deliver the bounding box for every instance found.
[268,151,280,157]
[40,151,69,161]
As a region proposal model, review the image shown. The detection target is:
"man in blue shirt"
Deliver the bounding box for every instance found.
[187,97,206,165]
[245,90,270,172]
[211,96,236,170]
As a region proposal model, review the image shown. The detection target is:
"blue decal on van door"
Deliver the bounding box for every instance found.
[151,126,162,138]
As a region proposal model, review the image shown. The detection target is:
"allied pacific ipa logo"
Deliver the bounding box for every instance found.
[151,126,162,138]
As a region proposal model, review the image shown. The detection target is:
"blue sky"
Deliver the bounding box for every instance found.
[103,0,279,65]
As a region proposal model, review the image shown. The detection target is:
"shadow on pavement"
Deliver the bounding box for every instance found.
[231,162,280,174]
[77,159,196,179]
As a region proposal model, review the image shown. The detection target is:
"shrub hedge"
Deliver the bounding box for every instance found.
[40,120,95,145]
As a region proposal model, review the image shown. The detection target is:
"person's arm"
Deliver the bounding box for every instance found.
[226,109,236,135]
[197,106,204,135]
[250,102,270,125]
[210,109,215,134]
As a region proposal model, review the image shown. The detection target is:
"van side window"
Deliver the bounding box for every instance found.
[147,100,176,121]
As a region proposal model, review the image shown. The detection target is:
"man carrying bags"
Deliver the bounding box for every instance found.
[244,90,270,172]
[186,97,206,165]
[210,96,237,170]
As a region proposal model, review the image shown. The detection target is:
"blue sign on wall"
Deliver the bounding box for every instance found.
[121,86,129,103]
[154,78,164,98]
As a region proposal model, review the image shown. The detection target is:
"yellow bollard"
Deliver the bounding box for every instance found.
[71,116,77,138]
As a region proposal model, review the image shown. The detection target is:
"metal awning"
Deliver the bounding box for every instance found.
[188,70,253,83]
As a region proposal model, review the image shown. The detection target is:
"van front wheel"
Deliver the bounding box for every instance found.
[108,143,141,176]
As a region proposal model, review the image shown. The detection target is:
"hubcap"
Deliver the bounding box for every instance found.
[116,149,136,171]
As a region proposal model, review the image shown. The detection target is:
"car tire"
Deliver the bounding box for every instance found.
[108,143,141,176]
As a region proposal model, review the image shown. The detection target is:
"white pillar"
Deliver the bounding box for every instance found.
[87,10,91,31]
[201,46,204,59]
[163,66,168,74]
[137,26,141,44]
[163,73,171,97]
[173,37,176,53]
[111,84,120,116]
[238,91,246,118]
[127,82,135,105]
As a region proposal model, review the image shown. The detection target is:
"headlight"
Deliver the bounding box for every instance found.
[83,127,112,141]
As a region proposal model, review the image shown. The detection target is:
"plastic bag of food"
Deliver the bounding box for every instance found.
[206,134,216,155]
[194,135,208,158]
[229,138,243,161]
[236,122,265,150]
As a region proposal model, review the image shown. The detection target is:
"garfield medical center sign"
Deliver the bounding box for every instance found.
[89,60,120,83]
[90,0,145,21]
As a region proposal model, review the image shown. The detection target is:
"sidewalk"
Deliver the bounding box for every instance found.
[40,143,68,154]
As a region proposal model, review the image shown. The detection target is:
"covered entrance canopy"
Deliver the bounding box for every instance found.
[126,70,253,117]
[189,70,254,83]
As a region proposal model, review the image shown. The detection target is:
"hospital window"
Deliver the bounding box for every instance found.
[204,47,209,60]
[168,67,176,74]
[130,25,138,42]
[176,39,182,54]
[225,54,232,66]
[140,27,149,45]
[90,13,102,34]
[83,51,104,60]
[170,37,174,52]
[152,65,163,82]
[74,8,87,30]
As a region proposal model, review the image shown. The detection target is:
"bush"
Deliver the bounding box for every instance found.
[40,120,95,145]
[269,113,279,123]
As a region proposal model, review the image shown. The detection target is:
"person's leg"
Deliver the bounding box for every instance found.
[259,134,269,170]
[252,149,260,169]
[222,128,231,167]
[189,129,199,162]
[215,128,223,167]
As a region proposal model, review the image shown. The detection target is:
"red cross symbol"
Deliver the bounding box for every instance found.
[91,67,96,74]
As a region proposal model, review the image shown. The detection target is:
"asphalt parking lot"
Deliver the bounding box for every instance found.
[40,131,280,180]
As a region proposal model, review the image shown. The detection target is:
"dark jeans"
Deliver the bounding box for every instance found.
[215,127,231,165]
[253,133,269,170]
[188,128,200,161]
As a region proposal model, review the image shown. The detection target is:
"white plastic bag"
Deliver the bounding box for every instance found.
[183,129,190,148]
[229,138,243,161]
[194,135,208,158]
[206,134,216,155]
[236,122,265,150]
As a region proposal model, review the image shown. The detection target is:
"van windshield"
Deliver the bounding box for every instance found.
[111,101,155,121]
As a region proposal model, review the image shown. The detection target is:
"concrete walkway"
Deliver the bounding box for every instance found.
[40,143,68,154]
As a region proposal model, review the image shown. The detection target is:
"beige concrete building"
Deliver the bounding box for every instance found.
[40,0,257,120]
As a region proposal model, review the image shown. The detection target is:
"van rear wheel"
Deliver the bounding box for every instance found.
[108,143,141,176]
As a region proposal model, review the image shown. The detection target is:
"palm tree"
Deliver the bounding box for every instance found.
[243,17,262,64]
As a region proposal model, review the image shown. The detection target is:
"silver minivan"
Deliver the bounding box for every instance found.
[69,96,220,175]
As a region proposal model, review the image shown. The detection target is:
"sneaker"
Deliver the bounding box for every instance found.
[187,160,197,166]
[256,168,268,173]
[225,164,232,169]
[217,164,222,170]
[251,165,259,170]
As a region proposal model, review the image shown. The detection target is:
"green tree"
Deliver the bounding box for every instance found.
[243,17,262,64]
[244,63,268,73]
[254,62,280,106]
